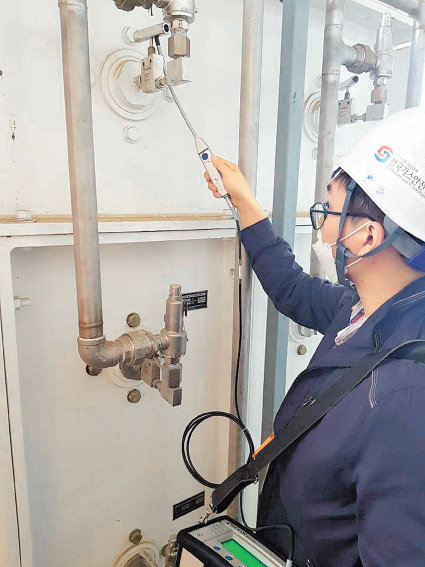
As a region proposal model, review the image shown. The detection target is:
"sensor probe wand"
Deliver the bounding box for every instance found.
[154,37,238,222]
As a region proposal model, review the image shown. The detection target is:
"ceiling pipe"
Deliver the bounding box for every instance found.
[381,0,419,14]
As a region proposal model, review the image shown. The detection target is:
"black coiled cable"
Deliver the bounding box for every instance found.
[181,220,255,489]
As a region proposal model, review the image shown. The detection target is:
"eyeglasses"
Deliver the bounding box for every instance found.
[309,201,376,230]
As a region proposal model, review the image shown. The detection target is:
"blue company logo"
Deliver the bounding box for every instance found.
[374,145,393,163]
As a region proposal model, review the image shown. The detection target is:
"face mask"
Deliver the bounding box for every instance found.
[312,230,338,283]
[312,220,372,284]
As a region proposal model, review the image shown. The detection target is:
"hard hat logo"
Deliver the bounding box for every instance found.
[335,107,425,243]
[374,145,393,163]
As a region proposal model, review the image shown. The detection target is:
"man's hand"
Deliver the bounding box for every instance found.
[204,156,253,209]
[204,156,267,229]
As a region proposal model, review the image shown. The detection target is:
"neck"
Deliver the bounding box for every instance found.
[350,252,424,317]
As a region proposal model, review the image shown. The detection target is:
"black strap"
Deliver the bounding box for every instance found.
[211,339,425,513]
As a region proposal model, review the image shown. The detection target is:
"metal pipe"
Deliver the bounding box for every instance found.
[228,0,264,517]
[132,22,170,43]
[59,0,103,341]
[59,0,124,369]
[238,1,264,197]
[312,0,346,274]
[406,2,425,107]
[381,0,419,14]
[237,0,264,424]
[341,43,358,67]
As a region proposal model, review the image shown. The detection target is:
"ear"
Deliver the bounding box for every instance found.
[358,222,385,256]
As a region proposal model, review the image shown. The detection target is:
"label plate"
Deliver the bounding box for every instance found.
[173,492,205,520]
[183,291,208,311]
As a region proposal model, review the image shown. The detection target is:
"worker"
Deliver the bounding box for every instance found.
[204,107,425,566]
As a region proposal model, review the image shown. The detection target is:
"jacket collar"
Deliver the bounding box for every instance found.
[307,275,425,372]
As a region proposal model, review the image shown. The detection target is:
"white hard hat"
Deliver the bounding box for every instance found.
[335,107,425,243]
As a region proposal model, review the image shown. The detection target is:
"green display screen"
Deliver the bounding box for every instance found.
[222,539,267,567]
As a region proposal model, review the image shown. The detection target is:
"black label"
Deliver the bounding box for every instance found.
[183,291,208,311]
[173,491,205,520]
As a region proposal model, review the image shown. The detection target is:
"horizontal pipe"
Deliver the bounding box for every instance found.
[341,43,358,66]
[381,0,419,14]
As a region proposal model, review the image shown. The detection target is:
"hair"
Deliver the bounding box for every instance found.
[331,168,385,224]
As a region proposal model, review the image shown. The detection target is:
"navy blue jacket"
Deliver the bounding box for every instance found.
[240,218,425,567]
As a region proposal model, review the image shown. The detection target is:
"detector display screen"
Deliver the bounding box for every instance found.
[222,539,267,567]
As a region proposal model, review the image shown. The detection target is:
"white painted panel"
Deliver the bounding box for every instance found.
[12,237,235,565]
[0,315,21,565]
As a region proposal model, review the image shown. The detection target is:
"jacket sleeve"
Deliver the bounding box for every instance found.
[240,218,348,334]
[354,386,425,566]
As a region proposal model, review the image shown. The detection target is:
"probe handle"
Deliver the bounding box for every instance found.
[199,148,228,198]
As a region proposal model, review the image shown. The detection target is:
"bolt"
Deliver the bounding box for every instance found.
[86,365,102,376]
[0,70,3,76]
[127,389,142,403]
[298,345,308,356]
[129,529,143,545]
[126,312,141,328]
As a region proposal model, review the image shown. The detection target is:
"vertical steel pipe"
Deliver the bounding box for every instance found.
[314,0,346,205]
[236,0,264,420]
[228,0,264,516]
[311,0,346,276]
[59,0,104,340]
[237,0,264,421]
[238,1,264,191]
[406,2,425,107]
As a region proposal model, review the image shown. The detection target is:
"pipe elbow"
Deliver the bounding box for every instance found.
[78,335,124,369]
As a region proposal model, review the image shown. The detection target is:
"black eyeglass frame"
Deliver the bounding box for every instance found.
[309,201,376,231]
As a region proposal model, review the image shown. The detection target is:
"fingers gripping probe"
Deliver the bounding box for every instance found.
[154,36,238,222]
[195,137,238,220]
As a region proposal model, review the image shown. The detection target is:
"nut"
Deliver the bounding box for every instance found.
[126,312,141,328]
[129,529,143,545]
[168,34,190,58]
[127,389,142,403]
[297,345,308,356]
[86,365,102,376]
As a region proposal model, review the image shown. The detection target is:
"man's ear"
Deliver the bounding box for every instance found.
[360,222,385,255]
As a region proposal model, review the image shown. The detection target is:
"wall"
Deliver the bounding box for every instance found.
[0,0,281,564]
[0,0,418,564]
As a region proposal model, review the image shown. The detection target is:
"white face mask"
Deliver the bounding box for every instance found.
[312,230,338,283]
[312,221,372,284]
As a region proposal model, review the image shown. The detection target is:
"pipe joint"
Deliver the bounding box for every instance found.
[118,331,163,366]
[78,336,124,369]
[160,329,187,359]
[345,43,376,74]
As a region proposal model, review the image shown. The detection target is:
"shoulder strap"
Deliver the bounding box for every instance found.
[211,339,425,513]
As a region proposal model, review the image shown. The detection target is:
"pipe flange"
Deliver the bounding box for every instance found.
[100,49,160,121]
[114,540,159,567]
[109,366,144,389]
[346,44,376,75]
